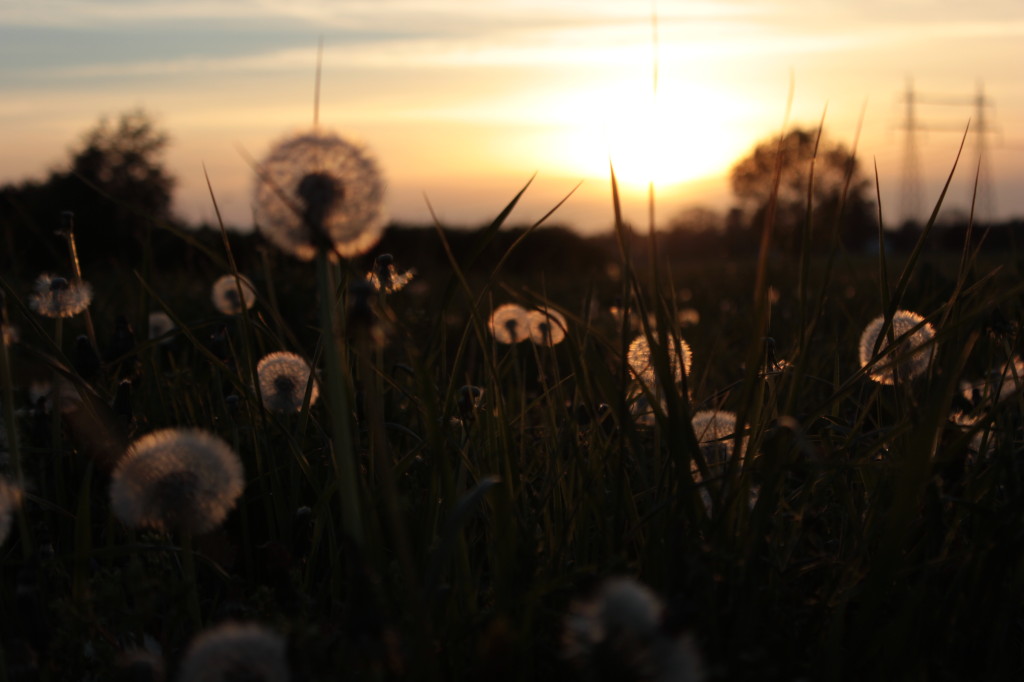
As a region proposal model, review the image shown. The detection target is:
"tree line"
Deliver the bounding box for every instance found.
[1,109,1014,280]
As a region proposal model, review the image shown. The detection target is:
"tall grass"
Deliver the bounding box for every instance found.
[1,131,1024,681]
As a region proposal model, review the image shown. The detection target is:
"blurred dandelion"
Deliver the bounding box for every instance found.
[211,274,257,316]
[628,335,692,387]
[110,428,244,534]
[0,476,23,546]
[457,385,485,418]
[257,351,318,413]
[148,311,176,344]
[527,308,567,346]
[950,410,993,458]
[690,410,743,481]
[628,384,665,428]
[677,308,700,327]
[691,410,756,515]
[254,129,386,260]
[28,274,92,318]
[489,303,530,344]
[176,622,289,682]
[1,323,17,346]
[859,310,936,385]
[489,303,528,346]
[113,648,166,682]
[563,577,704,682]
[367,253,414,294]
[29,378,85,415]
[961,356,1024,405]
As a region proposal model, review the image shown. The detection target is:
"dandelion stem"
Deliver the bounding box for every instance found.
[316,252,364,546]
[180,530,203,630]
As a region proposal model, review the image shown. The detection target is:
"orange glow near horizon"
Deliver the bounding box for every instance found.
[549,77,758,192]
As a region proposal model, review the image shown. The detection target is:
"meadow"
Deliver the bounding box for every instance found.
[2,128,1024,682]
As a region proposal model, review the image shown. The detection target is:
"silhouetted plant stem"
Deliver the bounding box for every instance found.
[315,251,364,547]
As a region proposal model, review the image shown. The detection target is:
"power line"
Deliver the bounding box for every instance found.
[897,79,997,225]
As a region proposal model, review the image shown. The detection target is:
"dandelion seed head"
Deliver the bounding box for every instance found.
[961,356,1024,405]
[628,335,692,387]
[177,622,289,682]
[457,385,485,417]
[148,311,175,344]
[367,253,414,294]
[950,410,993,458]
[110,428,244,534]
[29,273,92,318]
[563,577,703,682]
[254,130,386,260]
[527,308,567,346]
[858,310,936,385]
[563,577,663,662]
[627,384,667,428]
[211,274,257,316]
[257,352,318,413]
[690,410,741,482]
[489,304,530,344]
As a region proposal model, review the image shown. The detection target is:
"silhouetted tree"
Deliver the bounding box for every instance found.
[0,109,177,273]
[729,127,876,253]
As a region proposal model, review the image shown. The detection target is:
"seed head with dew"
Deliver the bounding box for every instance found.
[110,428,244,535]
[563,577,704,682]
[211,274,258,316]
[176,622,289,682]
[28,273,92,319]
[527,307,568,346]
[367,253,414,294]
[489,303,530,345]
[148,310,175,345]
[858,310,936,385]
[257,351,318,414]
[254,129,386,260]
[628,334,692,388]
[0,476,23,546]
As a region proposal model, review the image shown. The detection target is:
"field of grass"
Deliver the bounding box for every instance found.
[2,146,1024,682]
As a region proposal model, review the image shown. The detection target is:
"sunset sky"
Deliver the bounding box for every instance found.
[2,0,1022,235]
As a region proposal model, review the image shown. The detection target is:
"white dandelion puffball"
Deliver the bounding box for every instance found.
[563,577,664,662]
[563,577,704,682]
[148,310,176,344]
[29,273,92,318]
[257,351,318,413]
[177,622,289,682]
[0,477,23,546]
[110,428,245,534]
[859,310,936,385]
[254,129,386,260]
[527,307,567,346]
[211,274,258,315]
[489,303,530,344]
[628,334,692,387]
[691,410,742,482]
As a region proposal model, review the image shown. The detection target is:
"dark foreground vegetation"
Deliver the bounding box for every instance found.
[2,111,1024,681]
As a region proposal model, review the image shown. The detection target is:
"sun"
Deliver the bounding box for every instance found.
[553,78,750,191]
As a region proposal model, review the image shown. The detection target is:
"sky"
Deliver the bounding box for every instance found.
[1,0,1022,235]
